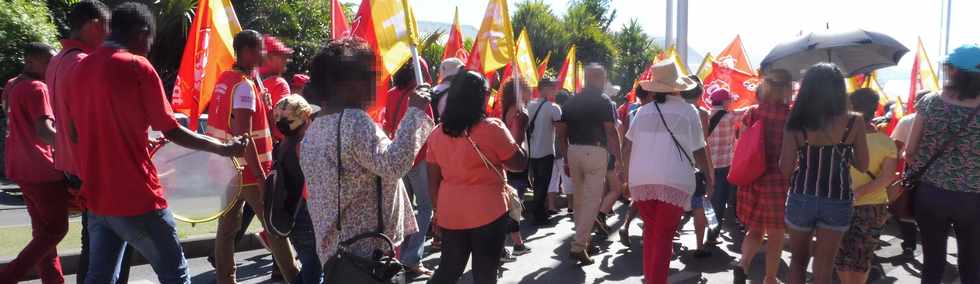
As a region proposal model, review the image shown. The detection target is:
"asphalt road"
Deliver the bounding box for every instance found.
[25,204,963,283]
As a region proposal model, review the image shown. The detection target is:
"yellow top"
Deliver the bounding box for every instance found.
[851,132,897,206]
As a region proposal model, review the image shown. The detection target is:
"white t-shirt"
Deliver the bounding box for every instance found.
[232,82,256,111]
[526,98,562,158]
[625,95,706,192]
[890,113,917,143]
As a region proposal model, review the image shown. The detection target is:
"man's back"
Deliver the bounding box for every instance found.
[527,99,561,158]
[45,39,92,173]
[561,89,615,146]
[71,46,180,216]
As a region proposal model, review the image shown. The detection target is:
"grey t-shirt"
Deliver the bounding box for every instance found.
[527,98,562,158]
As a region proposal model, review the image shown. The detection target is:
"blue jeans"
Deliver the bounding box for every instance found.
[710,167,738,226]
[400,163,431,267]
[290,202,322,284]
[784,193,853,232]
[84,208,189,284]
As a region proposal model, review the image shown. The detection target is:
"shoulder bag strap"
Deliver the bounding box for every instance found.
[840,117,858,144]
[707,110,727,136]
[652,102,696,169]
[465,129,507,183]
[910,104,980,180]
[335,110,344,231]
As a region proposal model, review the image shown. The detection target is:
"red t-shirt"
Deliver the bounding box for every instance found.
[2,76,62,184]
[45,39,94,174]
[263,75,290,141]
[383,86,433,165]
[69,46,181,216]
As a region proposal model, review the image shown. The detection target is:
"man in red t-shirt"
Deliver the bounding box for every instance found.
[260,35,293,141]
[69,4,244,283]
[208,30,299,283]
[41,3,135,282]
[0,43,66,284]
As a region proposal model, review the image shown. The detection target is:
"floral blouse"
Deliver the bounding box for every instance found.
[908,94,980,193]
[300,107,434,263]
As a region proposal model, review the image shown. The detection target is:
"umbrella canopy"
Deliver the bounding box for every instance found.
[761,29,909,80]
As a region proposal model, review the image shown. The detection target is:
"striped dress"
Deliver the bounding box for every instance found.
[736,102,791,230]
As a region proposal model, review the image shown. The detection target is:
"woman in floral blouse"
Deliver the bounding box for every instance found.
[299,38,434,263]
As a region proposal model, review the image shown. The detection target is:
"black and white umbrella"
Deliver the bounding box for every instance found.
[761,29,909,80]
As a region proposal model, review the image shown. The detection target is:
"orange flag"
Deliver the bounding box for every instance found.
[717,35,756,76]
[702,62,760,109]
[172,0,242,131]
[556,46,577,92]
[331,0,350,38]
[908,37,940,113]
[467,0,515,73]
[442,7,468,62]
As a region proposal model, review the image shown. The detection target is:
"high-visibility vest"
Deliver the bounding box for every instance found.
[207,70,274,186]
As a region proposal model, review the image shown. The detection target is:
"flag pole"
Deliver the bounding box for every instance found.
[410,45,425,86]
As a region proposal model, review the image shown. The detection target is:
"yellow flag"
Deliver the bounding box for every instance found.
[515,29,538,88]
[656,46,690,76]
[366,0,419,75]
[557,46,576,92]
[470,0,515,73]
[696,53,715,81]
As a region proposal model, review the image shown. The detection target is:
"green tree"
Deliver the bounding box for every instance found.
[512,0,568,72]
[563,3,616,70]
[1,0,61,83]
[233,0,331,76]
[418,30,446,82]
[612,19,659,96]
[568,0,616,32]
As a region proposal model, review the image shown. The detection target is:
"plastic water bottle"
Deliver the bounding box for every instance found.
[704,200,719,228]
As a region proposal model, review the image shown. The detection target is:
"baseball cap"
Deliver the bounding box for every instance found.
[945,44,980,73]
[263,35,293,55]
[291,74,310,88]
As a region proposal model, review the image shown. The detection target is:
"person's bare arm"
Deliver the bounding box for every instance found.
[428,163,442,213]
[556,122,568,159]
[163,125,243,157]
[604,121,624,174]
[502,147,528,172]
[854,157,897,198]
[35,117,56,145]
[903,114,926,168]
[232,108,264,179]
[780,130,800,177]
[850,116,870,172]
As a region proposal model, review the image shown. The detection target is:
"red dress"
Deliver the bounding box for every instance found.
[736,102,791,230]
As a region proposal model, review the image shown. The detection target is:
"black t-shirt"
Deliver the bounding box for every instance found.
[560,88,616,146]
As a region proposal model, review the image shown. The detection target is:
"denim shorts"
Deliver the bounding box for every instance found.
[784,193,853,232]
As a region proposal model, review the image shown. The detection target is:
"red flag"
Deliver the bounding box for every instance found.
[556,46,577,92]
[442,7,468,62]
[717,35,756,76]
[172,0,242,131]
[702,62,760,109]
[908,38,940,113]
[331,0,349,39]
[537,51,551,78]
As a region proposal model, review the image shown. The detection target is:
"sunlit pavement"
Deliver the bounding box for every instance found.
[30,204,962,283]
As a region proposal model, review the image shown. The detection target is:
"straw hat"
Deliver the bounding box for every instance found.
[639,61,697,93]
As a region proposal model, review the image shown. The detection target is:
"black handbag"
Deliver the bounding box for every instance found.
[322,110,405,284]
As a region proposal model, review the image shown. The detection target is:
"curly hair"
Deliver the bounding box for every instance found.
[787,63,849,131]
[306,37,375,106]
[441,70,489,137]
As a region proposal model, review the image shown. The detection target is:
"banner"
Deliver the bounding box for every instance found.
[701,62,760,109]
[717,35,756,75]
[171,0,242,131]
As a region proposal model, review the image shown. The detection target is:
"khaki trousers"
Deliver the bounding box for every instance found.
[214,183,299,283]
[567,144,608,253]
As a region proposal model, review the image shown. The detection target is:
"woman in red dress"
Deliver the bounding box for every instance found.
[733,69,794,284]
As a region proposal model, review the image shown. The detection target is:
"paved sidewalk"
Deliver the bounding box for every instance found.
[27,205,963,283]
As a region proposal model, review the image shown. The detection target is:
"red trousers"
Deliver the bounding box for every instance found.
[636,199,684,284]
[0,181,70,284]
